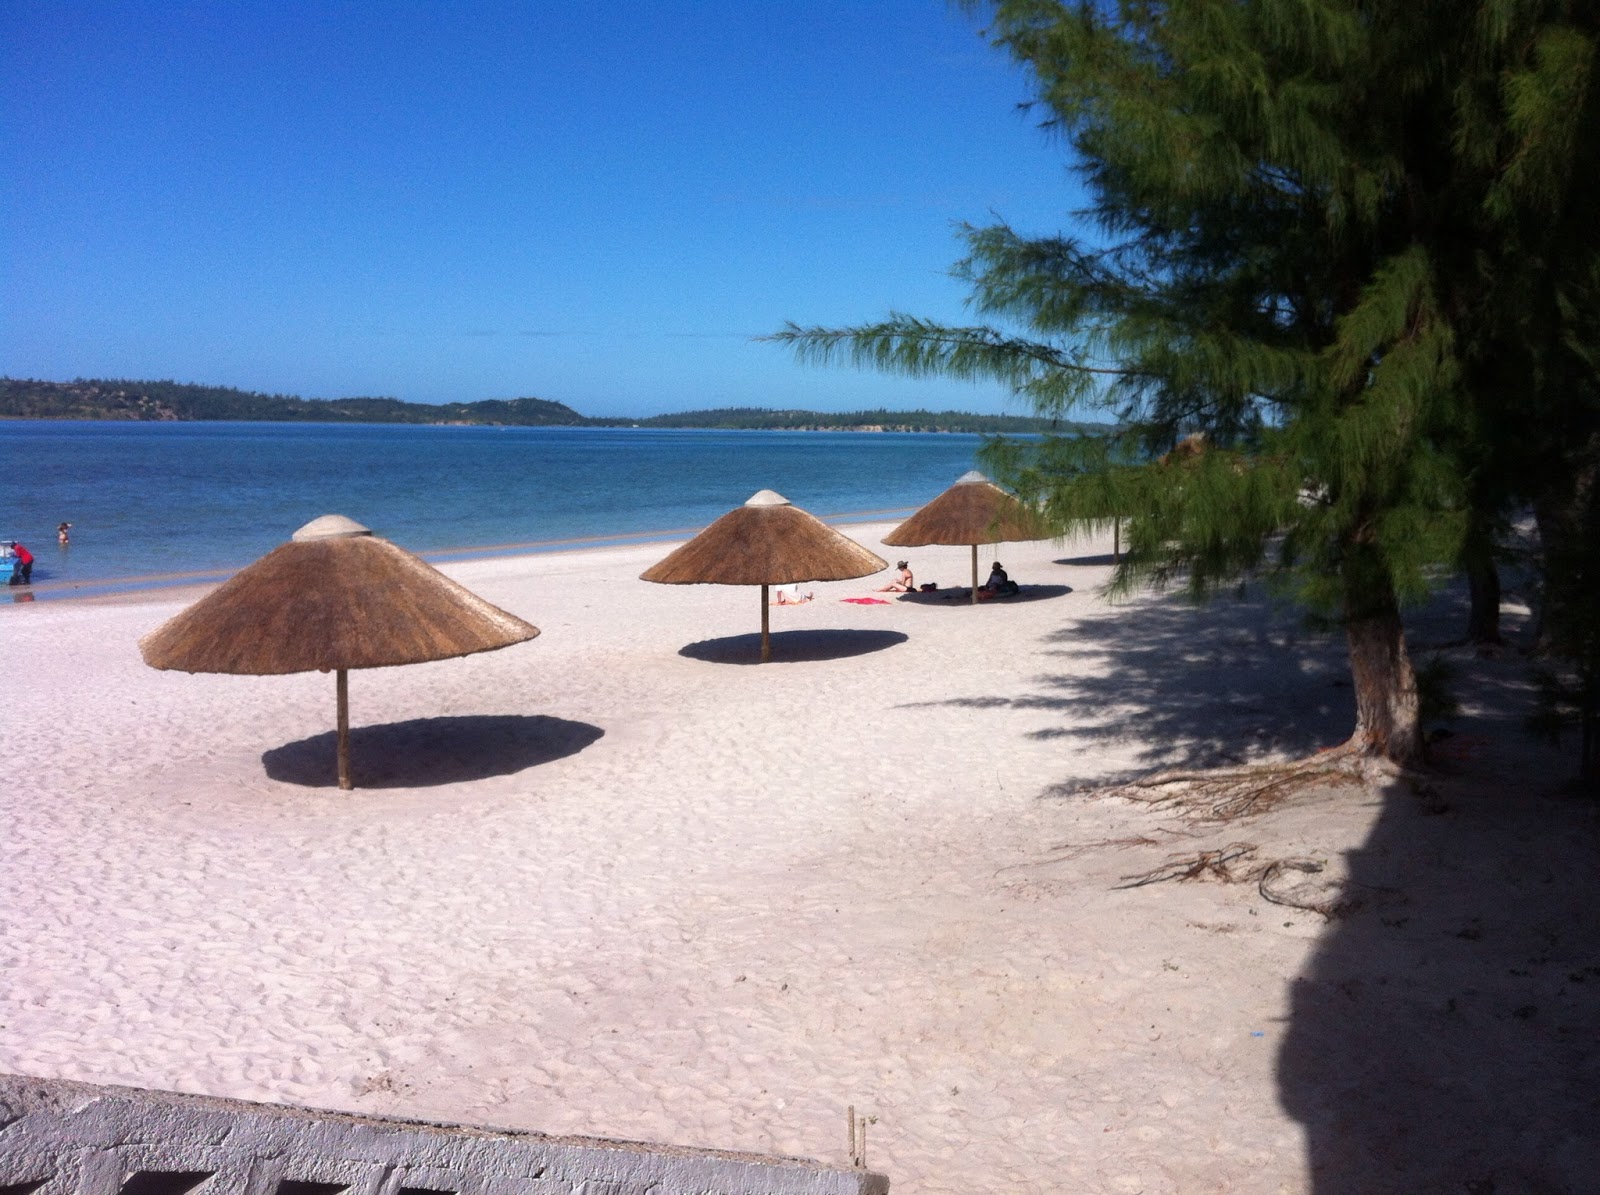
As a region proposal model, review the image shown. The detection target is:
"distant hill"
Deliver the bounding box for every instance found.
[0,378,589,426]
[0,377,1093,434]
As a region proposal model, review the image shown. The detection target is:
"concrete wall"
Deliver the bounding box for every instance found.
[0,1075,888,1195]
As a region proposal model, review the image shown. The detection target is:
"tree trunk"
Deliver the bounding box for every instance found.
[1581,697,1597,792]
[1529,499,1560,652]
[1344,597,1424,767]
[1465,556,1502,645]
[1530,453,1598,654]
[1460,506,1502,645]
[1534,452,1600,791]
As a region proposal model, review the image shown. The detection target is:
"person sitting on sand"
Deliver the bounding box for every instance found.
[772,583,813,605]
[978,561,1019,598]
[876,560,915,593]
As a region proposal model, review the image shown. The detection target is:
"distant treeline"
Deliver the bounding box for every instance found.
[636,405,1075,433]
[0,378,1088,435]
[0,378,587,426]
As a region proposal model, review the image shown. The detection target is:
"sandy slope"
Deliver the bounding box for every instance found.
[2,523,1595,1193]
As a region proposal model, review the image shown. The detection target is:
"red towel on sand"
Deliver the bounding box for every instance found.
[841,597,891,605]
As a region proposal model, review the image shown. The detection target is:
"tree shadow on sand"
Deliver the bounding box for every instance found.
[900,585,1354,785]
[1277,775,1600,1192]
[263,714,603,788]
[914,579,1599,1188]
[1271,578,1600,1190]
[679,629,907,665]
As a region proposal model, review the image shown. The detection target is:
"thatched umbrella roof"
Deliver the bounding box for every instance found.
[883,471,1046,548]
[1158,431,1207,465]
[140,515,539,787]
[640,490,886,660]
[882,471,1049,602]
[141,514,537,673]
[641,490,886,586]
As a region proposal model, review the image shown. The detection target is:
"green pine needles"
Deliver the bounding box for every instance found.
[770,0,1600,776]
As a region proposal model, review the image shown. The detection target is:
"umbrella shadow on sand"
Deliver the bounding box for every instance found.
[142,515,540,790]
[897,583,1074,606]
[679,628,907,665]
[262,714,602,789]
[643,489,887,664]
[1054,553,1119,567]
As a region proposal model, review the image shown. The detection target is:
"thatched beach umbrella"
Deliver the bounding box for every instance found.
[139,514,539,789]
[640,490,887,662]
[884,470,1049,603]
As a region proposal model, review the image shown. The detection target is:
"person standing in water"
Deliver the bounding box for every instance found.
[57,522,71,546]
[11,542,33,584]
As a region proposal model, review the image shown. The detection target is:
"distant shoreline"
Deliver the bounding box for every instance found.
[1,376,1100,435]
[1,507,919,607]
[0,416,1029,434]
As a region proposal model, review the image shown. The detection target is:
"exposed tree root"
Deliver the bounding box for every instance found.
[1255,857,1351,916]
[1115,846,1362,917]
[1097,744,1383,823]
[995,833,1176,877]
[1042,833,1168,860]
[1048,746,1429,915]
[1114,842,1260,887]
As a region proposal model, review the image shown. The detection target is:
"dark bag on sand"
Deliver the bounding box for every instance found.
[920,582,938,592]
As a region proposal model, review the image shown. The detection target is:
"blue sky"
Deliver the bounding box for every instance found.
[1,1,1088,417]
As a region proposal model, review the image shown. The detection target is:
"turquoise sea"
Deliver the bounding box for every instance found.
[0,421,995,597]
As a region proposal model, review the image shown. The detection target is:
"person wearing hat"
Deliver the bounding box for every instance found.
[876,560,915,593]
[978,560,1019,598]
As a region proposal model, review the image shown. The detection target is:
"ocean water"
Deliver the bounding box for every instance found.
[0,420,996,592]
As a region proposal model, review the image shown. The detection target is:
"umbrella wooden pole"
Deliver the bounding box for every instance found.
[971,544,979,604]
[760,584,771,662]
[336,668,352,790]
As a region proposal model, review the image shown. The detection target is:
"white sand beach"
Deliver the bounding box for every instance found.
[3,523,1596,1193]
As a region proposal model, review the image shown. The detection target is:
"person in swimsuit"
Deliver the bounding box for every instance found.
[876,561,915,593]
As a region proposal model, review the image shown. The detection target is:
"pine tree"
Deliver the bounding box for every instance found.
[772,0,1600,771]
